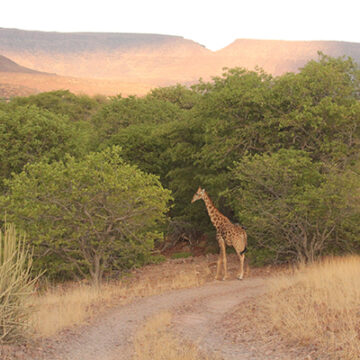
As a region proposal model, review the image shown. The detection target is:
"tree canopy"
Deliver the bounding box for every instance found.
[1,147,172,284]
[0,105,87,188]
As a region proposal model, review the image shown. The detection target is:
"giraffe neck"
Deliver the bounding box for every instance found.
[202,191,230,229]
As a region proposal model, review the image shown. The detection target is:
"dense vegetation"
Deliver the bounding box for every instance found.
[1,54,359,282]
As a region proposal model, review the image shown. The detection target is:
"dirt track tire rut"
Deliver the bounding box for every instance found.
[42,277,267,360]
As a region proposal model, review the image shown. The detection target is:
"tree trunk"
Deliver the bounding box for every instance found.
[90,254,103,288]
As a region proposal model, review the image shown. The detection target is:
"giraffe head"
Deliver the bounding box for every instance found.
[191,187,206,203]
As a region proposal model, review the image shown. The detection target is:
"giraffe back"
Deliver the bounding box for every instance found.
[219,223,247,251]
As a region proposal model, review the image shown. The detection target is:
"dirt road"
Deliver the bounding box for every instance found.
[37,277,268,360]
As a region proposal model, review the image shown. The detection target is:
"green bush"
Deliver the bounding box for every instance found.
[1,146,172,286]
[0,105,86,187]
[171,252,192,259]
[0,223,37,342]
[149,254,167,264]
[230,149,360,263]
[9,90,103,122]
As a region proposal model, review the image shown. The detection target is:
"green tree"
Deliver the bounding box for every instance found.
[9,90,104,122]
[7,90,100,154]
[164,56,360,242]
[91,95,181,147]
[229,149,360,263]
[105,122,174,183]
[147,84,201,110]
[271,54,360,166]
[1,147,172,285]
[0,105,85,187]
[162,68,273,232]
[193,68,273,189]
[92,92,190,191]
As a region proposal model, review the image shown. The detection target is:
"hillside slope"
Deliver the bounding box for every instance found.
[0,28,211,80]
[0,72,154,98]
[0,54,53,99]
[1,28,360,97]
[217,39,360,74]
[0,54,51,74]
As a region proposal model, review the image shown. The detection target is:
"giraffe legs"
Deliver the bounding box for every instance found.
[237,253,245,280]
[222,241,228,280]
[215,252,222,280]
[234,247,245,280]
[215,236,228,280]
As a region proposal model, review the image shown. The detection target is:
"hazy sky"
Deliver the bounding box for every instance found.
[2,0,359,51]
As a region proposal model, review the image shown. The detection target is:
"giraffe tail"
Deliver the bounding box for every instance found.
[240,247,247,255]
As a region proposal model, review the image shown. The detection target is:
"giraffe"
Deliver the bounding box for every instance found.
[191,187,247,280]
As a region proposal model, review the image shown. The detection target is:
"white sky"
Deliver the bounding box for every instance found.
[2,0,359,51]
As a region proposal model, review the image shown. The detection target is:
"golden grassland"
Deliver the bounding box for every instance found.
[267,256,360,359]
[238,255,360,360]
[133,311,215,360]
[29,257,213,338]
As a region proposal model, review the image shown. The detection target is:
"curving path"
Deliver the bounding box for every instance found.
[37,277,268,360]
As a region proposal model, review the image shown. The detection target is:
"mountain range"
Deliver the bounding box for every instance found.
[1,28,360,98]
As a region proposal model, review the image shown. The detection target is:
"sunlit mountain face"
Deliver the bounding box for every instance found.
[1,28,360,97]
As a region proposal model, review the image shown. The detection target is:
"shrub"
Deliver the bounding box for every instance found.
[149,254,167,264]
[171,252,192,259]
[230,149,360,263]
[0,223,37,342]
[1,146,172,285]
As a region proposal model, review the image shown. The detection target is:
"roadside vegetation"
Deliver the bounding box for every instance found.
[0,54,359,348]
[0,223,37,342]
[243,256,360,360]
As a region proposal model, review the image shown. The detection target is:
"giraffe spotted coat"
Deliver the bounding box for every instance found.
[191,187,247,280]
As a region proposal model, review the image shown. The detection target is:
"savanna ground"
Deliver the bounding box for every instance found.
[1,253,359,360]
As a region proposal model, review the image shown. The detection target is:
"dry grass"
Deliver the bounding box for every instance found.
[133,311,214,360]
[30,284,102,338]
[30,257,213,338]
[261,256,360,359]
[0,223,38,342]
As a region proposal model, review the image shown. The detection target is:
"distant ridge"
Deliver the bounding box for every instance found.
[0,28,197,53]
[0,54,52,74]
[217,39,360,74]
[0,28,210,80]
[0,28,360,97]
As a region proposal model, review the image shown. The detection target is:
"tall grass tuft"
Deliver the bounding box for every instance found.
[134,312,214,360]
[0,223,37,342]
